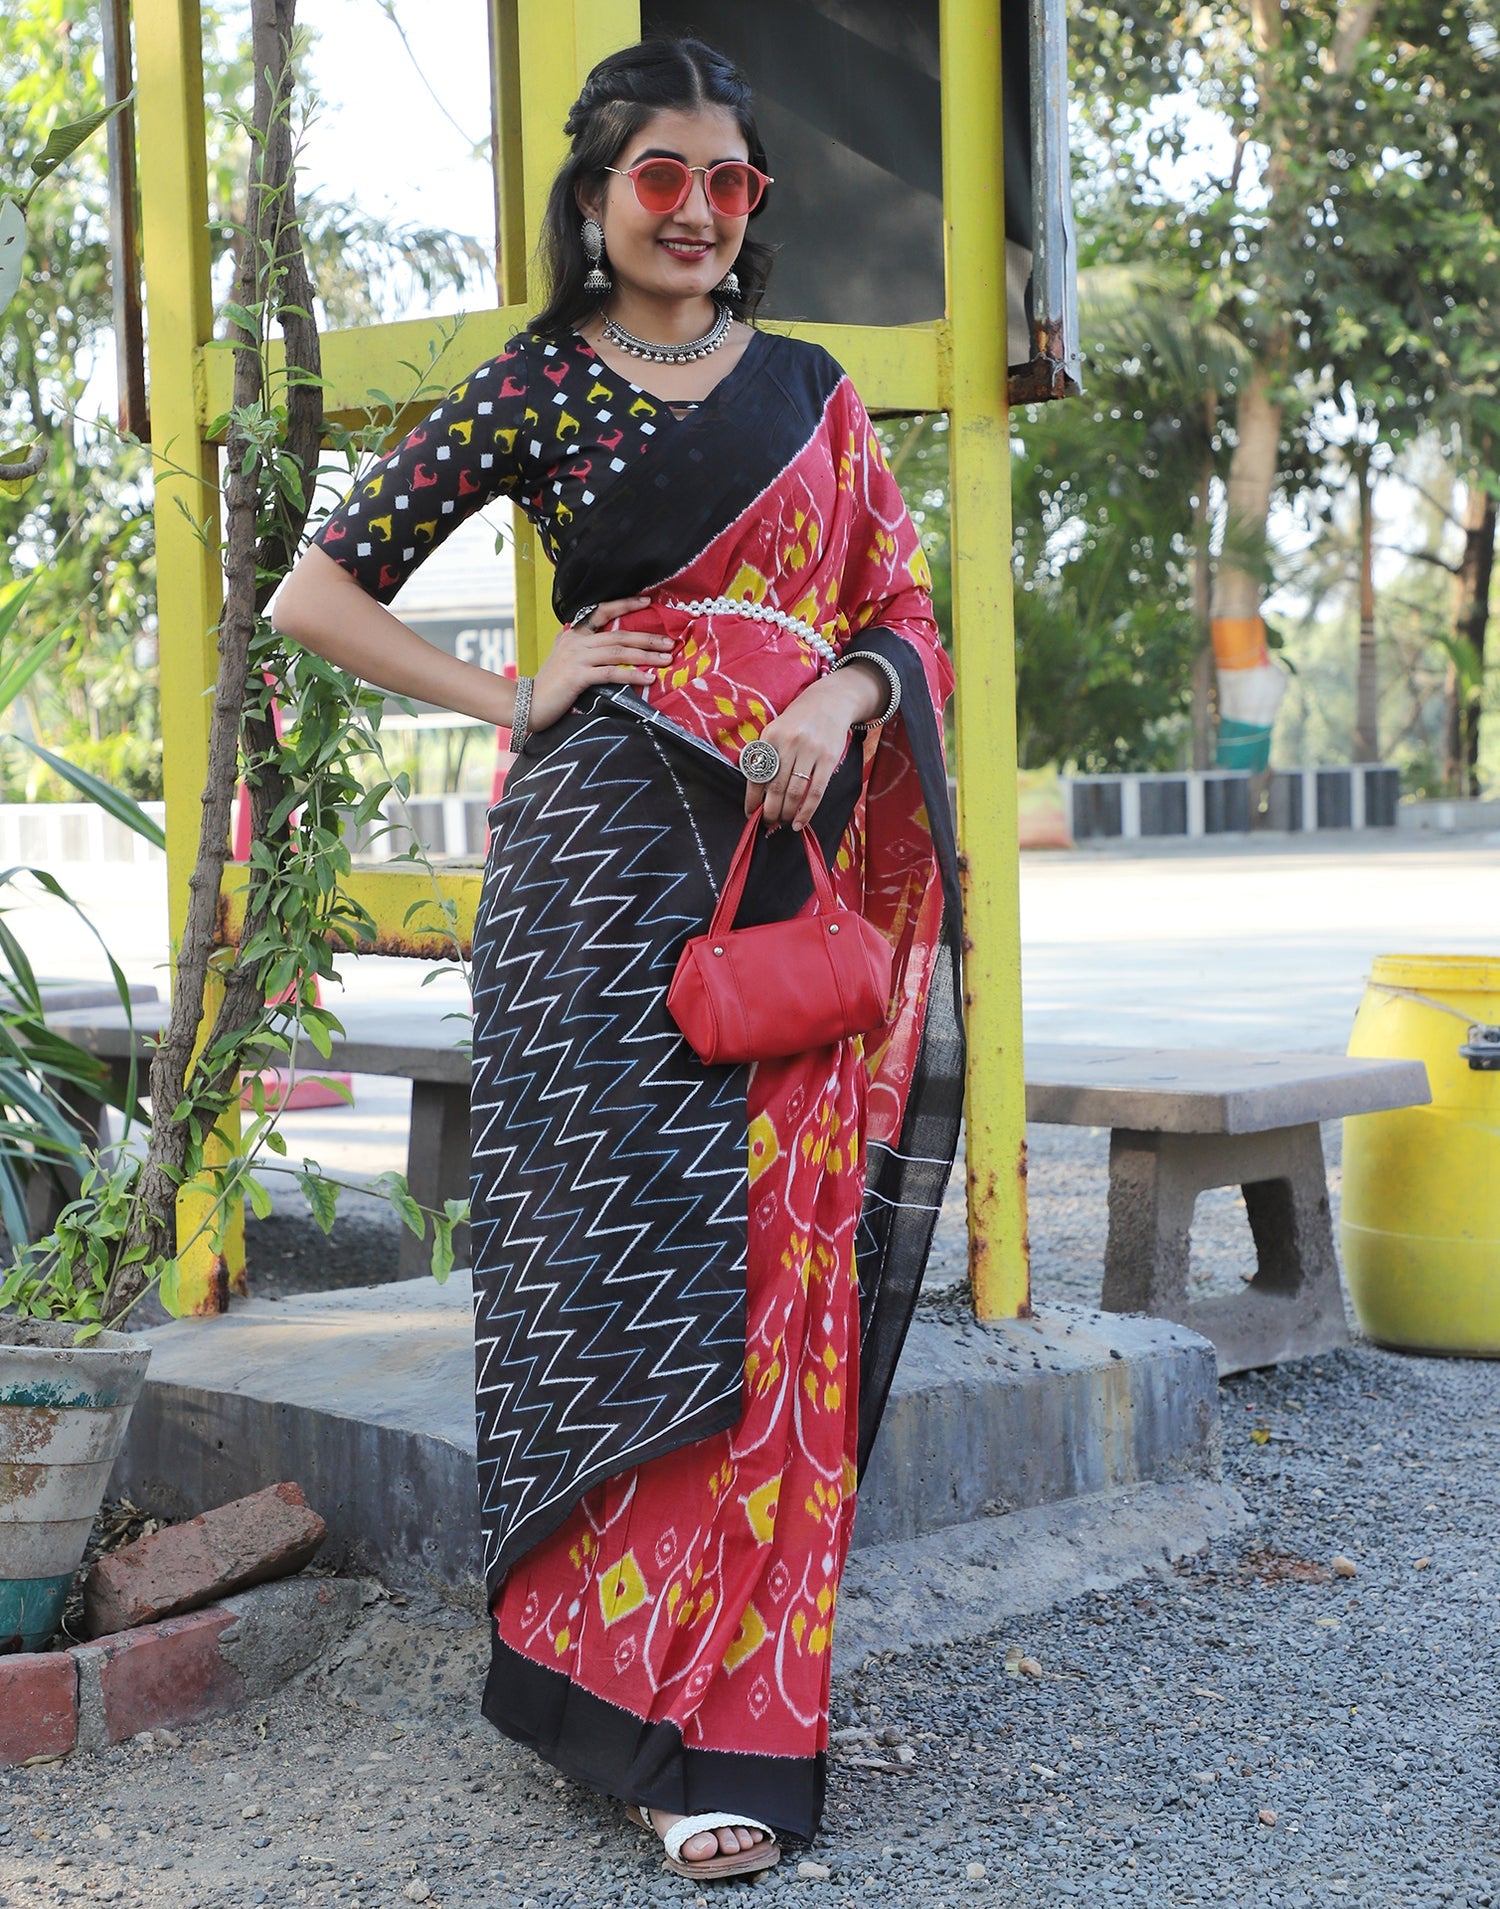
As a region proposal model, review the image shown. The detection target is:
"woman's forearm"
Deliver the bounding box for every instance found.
[272,545,517,727]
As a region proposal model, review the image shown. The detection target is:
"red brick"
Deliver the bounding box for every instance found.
[82,1481,326,1638]
[81,1608,244,1743]
[0,1652,77,1767]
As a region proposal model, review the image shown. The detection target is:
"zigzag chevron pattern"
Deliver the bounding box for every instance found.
[470,713,751,1590]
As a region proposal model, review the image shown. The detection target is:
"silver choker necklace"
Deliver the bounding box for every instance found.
[600,302,733,363]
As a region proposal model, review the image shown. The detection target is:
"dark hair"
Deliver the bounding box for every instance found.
[531,38,774,337]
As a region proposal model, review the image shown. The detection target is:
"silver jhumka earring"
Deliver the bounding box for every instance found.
[581,218,611,296]
[714,264,742,298]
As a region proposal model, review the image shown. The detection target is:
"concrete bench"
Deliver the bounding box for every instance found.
[1024,1044,1432,1374]
[47,999,470,1280]
[4,979,160,1015]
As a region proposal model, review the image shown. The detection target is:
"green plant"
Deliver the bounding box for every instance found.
[1,95,130,485]
[1,1,472,1336]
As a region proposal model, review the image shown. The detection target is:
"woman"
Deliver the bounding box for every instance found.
[274,36,963,1883]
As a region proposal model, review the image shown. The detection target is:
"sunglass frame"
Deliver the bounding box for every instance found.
[603,158,773,218]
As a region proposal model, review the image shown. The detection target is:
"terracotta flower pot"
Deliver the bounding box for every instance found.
[0,1319,151,1651]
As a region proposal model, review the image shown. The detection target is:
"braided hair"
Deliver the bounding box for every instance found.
[530,38,775,337]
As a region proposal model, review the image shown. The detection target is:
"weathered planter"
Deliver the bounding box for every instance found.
[0,1320,151,1651]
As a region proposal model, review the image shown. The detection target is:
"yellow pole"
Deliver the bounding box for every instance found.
[939,0,1030,1319]
[504,1,640,672]
[135,0,242,1309]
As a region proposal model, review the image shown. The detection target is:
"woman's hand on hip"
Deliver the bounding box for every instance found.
[748,668,883,832]
[528,597,674,732]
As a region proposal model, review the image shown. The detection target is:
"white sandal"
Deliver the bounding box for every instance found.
[625,1802,782,1879]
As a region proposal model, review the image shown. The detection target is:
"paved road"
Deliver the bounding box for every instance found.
[1019,832,1498,1051]
[11,832,1494,1189]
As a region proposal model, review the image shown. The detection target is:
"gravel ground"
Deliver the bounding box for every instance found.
[5,1127,1495,1909]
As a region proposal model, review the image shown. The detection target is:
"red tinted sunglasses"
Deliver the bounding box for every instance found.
[604,158,772,218]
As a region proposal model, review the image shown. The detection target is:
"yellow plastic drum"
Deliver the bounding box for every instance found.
[1342,954,1500,1354]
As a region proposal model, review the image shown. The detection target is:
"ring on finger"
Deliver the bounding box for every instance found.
[739,739,781,784]
[789,770,812,782]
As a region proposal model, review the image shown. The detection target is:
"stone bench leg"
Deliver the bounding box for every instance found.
[1100,1122,1349,1375]
[400,1081,472,1280]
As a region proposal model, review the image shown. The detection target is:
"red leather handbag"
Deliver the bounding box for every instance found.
[667,815,894,1064]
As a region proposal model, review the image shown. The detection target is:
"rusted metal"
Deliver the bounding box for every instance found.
[1007,315,1079,406]
[215,874,476,961]
[967,1152,1034,1321]
[184,1255,232,1317]
[1021,0,1080,404]
[358,930,473,962]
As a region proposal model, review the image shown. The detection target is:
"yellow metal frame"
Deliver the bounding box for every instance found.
[137,0,1028,1320]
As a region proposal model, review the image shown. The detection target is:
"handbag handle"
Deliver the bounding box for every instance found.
[709,815,839,937]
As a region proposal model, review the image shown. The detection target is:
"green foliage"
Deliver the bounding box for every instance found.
[1,19,472,1329]
[1011,383,1198,772]
[11,736,164,843]
[1045,3,1500,785]
[1,2,161,799]
[0,0,488,813]
[0,865,142,1278]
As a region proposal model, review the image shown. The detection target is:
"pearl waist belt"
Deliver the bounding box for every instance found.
[665,595,839,668]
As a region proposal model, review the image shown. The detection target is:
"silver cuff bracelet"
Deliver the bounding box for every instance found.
[833,650,902,730]
[510,674,535,750]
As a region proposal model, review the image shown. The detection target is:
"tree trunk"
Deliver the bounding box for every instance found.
[1449,473,1496,797]
[1211,363,1282,627]
[105,0,319,1321]
[1352,446,1379,763]
[1210,0,1373,741]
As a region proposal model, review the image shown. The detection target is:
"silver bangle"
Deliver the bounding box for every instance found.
[510,674,534,749]
[833,650,902,730]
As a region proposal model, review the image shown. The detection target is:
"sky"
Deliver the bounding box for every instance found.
[294,0,498,321]
[260,2,511,623]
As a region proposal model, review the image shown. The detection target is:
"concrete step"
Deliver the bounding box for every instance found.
[110,1280,1243,1634]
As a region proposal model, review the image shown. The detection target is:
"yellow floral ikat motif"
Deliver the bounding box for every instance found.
[745,1336,783,1399]
[804,1476,842,1527]
[666,1574,717,1628]
[722,1603,769,1672]
[779,1230,813,1293]
[726,563,770,603]
[801,1104,849,1176]
[597,1552,649,1627]
[748,1112,781,1183]
[790,1608,832,1656]
[745,1475,781,1542]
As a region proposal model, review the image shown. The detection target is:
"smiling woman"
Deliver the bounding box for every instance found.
[271,33,963,1887]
